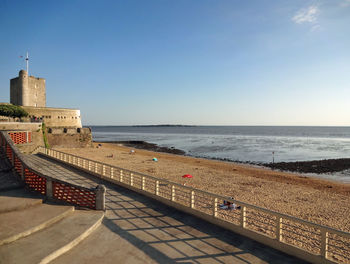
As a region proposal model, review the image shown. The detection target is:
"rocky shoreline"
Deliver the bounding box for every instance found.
[95,141,186,155]
[265,159,350,174]
[95,140,350,174]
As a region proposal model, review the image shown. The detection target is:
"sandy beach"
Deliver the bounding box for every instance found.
[60,142,350,233]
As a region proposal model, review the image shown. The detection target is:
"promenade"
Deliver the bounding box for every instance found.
[21,154,305,263]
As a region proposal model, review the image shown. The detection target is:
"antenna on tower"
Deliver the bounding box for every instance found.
[26,52,29,75]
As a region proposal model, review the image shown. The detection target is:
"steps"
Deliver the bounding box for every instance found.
[0,203,74,245]
[0,189,43,213]
[0,189,104,264]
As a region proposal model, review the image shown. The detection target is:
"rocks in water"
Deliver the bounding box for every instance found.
[265,158,350,174]
[102,141,186,155]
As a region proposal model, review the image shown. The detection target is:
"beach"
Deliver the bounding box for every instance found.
[60,142,350,232]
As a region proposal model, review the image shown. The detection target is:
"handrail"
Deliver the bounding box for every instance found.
[0,132,105,211]
[37,146,350,264]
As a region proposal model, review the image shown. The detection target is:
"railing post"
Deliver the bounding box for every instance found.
[320,228,329,259]
[130,173,134,186]
[171,185,175,201]
[155,180,159,195]
[111,167,114,178]
[213,198,218,217]
[276,217,283,241]
[96,184,106,211]
[102,165,106,176]
[191,191,195,208]
[241,206,247,228]
[88,160,91,170]
[11,148,15,166]
[46,179,53,198]
[20,164,25,181]
[120,170,123,182]
[142,176,145,190]
[95,162,98,173]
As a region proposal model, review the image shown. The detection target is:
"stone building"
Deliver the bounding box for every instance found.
[9,70,82,128]
[10,69,46,107]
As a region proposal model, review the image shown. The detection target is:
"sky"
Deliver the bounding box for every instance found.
[0,0,350,126]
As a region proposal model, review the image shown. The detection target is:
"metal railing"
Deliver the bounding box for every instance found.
[0,132,105,210]
[38,147,350,264]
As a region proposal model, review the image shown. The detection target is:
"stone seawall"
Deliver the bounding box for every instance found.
[46,127,92,148]
[0,123,92,151]
[0,122,41,131]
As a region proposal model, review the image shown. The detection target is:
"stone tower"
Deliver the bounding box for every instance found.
[10,70,46,107]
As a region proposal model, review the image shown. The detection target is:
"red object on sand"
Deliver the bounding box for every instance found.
[182,174,193,178]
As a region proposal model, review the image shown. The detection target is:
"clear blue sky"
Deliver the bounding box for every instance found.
[1,0,349,126]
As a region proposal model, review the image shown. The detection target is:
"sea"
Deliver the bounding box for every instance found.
[91,126,350,183]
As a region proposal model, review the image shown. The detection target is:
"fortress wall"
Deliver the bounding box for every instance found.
[0,123,91,151]
[10,78,22,105]
[15,130,45,153]
[8,70,82,129]
[0,124,45,153]
[46,127,92,148]
[22,106,82,128]
[10,70,46,107]
[0,122,42,131]
[28,76,46,107]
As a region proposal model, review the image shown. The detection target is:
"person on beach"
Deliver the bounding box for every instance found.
[220,197,241,210]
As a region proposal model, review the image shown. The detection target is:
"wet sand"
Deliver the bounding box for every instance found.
[60,142,350,232]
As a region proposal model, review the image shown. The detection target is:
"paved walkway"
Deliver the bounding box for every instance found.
[25,155,306,263]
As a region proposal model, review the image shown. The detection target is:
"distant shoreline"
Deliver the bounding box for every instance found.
[94,140,350,175]
[132,124,197,127]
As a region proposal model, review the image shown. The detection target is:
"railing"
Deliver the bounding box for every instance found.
[38,147,350,264]
[8,131,31,144]
[0,132,105,210]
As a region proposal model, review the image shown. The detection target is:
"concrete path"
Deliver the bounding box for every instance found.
[28,155,307,264]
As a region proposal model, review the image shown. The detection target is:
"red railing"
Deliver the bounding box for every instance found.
[8,131,32,144]
[0,131,104,210]
[24,168,47,195]
[53,182,96,209]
